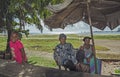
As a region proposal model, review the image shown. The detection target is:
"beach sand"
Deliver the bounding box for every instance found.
[101,60,120,76]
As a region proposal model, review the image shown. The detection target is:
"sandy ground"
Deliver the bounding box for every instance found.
[95,39,120,76]
[95,39,120,53]
[25,39,120,76]
[101,61,120,76]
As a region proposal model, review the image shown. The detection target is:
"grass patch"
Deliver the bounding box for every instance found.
[23,34,120,52]
[114,69,120,74]
[23,38,109,53]
[22,38,82,53]
[23,39,59,53]
[26,34,80,38]
[95,46,110,51]
[97,53,120,60]
[0,37,7,51]
[26,34,59,38]
[28,56,57,68]
[94,35,120,40]
[0,34,115,53]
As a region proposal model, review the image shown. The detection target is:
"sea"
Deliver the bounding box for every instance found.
[28,31,120,35]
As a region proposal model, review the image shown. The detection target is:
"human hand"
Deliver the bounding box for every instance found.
[80,46,84,50]
[86,58,90,63]
[11,57,15,61]
[75,63,81,71]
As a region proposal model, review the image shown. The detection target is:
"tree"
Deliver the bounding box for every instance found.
[0,0,63,56]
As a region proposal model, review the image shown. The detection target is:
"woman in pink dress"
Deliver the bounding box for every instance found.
[9,32,27,64]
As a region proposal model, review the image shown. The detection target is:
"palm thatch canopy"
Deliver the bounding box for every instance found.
[44,0,120,30]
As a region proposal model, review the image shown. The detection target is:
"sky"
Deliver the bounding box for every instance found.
[25,20,120,34]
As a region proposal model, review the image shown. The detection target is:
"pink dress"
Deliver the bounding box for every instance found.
[9,40,27,64]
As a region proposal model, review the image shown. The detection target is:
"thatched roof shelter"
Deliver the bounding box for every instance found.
[44,1,120,73]
[44,0,120,30]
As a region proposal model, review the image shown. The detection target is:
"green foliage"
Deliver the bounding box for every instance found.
[51,0,64,4]
[0,0,64,51]
[1,0,63,33]
[114,69,120,74]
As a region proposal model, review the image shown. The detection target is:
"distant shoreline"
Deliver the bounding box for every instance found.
[28,31,120,35]
[0,31,120,36]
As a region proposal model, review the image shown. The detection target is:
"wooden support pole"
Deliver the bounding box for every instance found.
[86,0,98,74]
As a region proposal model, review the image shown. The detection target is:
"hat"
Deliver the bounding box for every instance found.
[83,36,91,41]
[59,33,67,39]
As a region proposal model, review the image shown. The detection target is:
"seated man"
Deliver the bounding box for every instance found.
[53,33,77,71]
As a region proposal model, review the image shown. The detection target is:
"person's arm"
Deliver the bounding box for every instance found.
[54,47,62,69]
[54,50,58,65]
[76,49,85,63]
[90,45,95,57]
[17,40,27,63]
[53,46,60,65]
[69,43,78,64]
[10,48,15,60]
[85,45,94,63]
[79,46,84,50]
[92,45,95,55]
[69,43,75,56]
[9,42,15,60]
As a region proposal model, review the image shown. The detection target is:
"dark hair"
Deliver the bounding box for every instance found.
[59,33,67,40]
[11,31,22,40]
[83,37,91,41]
[11,31,19,36]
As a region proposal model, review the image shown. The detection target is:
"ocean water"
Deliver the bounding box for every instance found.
[29,31,120,35]
[0,31,120,36]
[93,31,120,35]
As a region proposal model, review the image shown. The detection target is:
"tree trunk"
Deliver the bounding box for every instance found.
[6,30,12,53]
[5,13,13,59]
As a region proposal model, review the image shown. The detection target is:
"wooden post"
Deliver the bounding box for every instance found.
[86,0,98,74]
